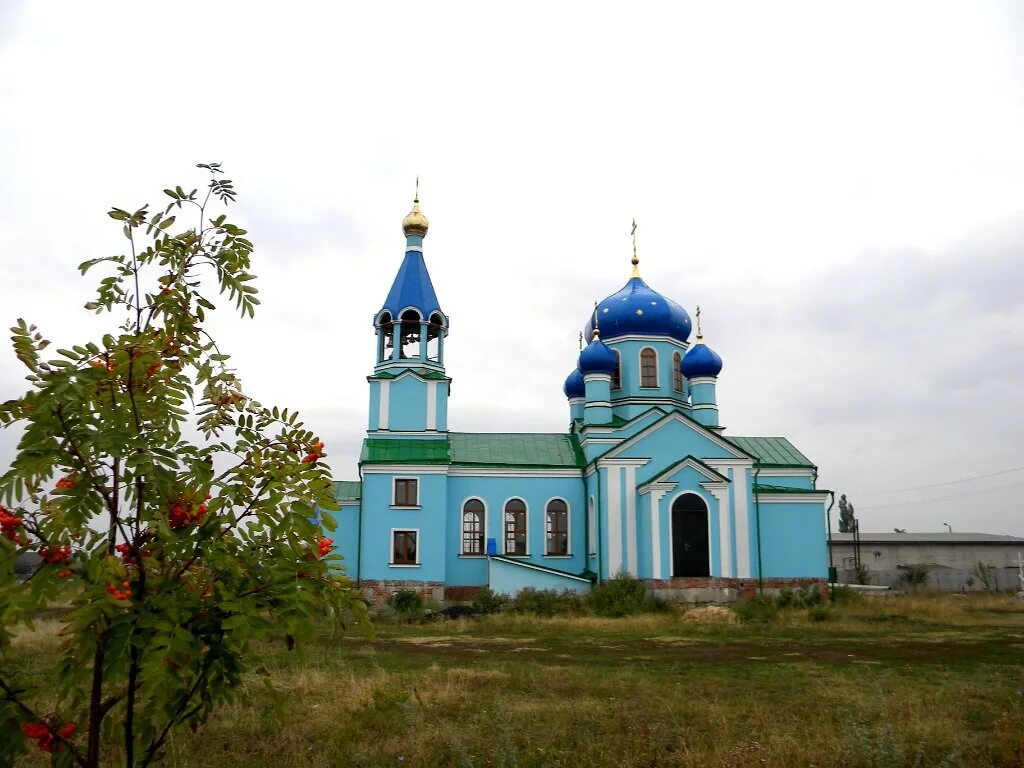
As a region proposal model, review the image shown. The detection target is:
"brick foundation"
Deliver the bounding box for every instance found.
[361,578,827,606]
[648,577,828,602]
[443,585,485,602]
[360,580,445,605]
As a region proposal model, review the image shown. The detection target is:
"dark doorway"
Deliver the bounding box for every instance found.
[671,494,710,577]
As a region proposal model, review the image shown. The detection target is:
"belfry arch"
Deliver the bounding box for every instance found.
[671,493,710,577]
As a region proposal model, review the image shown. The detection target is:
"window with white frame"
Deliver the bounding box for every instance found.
[640,347,658,388]
[393,478,418,507]
[611,350,622,390]
[504,498,527,556]
[461,499,485,555]
[545,499,569,556]
[391,530,418,565]
[672,351,683,392]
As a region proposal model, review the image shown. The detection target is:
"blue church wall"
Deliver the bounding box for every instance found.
[436,383,449,430]
[329,504,361,579]
[388,376,428,432]
[614,420,745,485]
[445,476,587,585]
[756,499,828,578]
[368,382,381,431]
[358,471,449,583]
[488,557,592,596]
[755,473,815,490]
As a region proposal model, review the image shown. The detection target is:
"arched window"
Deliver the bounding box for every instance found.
[610,349,622,391]
[672,351,683,393]
[461,499,485,555]
[640,348,658,388]
[377,311,393,362]
[399,309,422,359]
[545,499,569,556]
[427,312,445,362]
[504,499,527,556]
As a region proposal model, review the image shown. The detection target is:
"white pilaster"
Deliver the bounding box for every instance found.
[426,381,437,429]
[606,467,621,576]
[379,380,390,430]
[647,488,669,579]
[733,467,750,578]
[706,485,731,577]
[625,465,637,576]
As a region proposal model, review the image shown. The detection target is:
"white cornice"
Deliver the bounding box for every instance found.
[756,493,829,504]
[638,481,675,495]
[362,465,449,475]
[757,468,815,478]
[605,335,691,350]
[448,467,582,478]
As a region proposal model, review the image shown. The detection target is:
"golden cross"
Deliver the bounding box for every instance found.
[414,175,420,203]
[695,305,703,338]
[631,218,638,267]
[592,301,600,339]
[578,330,584,351]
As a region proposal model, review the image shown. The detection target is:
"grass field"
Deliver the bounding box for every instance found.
[9,593,1024,767]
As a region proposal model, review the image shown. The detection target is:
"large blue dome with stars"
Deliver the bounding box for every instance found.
[584,276,692,344]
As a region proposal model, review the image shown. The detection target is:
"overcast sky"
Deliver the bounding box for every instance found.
[1,2,1022,536]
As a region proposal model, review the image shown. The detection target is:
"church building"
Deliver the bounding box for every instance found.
[328,197,831,603]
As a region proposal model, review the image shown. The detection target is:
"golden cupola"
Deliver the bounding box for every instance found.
[402,197,429,238]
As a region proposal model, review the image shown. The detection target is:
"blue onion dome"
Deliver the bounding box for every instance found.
[584,276,692,343]
[578,333,618,375]
[563,368,586,399]
[682,337,723,378]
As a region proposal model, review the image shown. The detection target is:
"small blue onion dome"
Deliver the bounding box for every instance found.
[681,339,723,378]
[563,368,585,399]
[578,335,618,375]
[584,276,692,343]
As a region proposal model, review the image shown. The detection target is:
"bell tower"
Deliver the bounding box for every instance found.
[367,193,450,434]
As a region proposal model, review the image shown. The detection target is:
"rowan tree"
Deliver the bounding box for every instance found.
[0,165,367,767]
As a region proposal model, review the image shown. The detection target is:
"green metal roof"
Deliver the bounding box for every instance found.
[333,480,362,501]
[725,436,815,468]
[360,438,451,464]
[753,483,828,495]
[449,433,584,469]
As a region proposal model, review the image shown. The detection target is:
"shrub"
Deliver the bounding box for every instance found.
[472,587,509,615]
[808,604,830,622]
[833,585,865,604]
[733,595,779,623]
[900,564,930,591]
[390,589,425,617]
[586,574,649,617]
[510,588,581,616]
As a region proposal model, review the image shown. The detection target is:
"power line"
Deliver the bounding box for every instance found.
[860,481,1024,512]
[856,464,1024,497]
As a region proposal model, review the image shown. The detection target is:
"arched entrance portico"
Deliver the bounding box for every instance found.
[671,493,710,577]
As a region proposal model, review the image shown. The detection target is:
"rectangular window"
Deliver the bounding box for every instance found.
[393,478,418,507]
[392,530,418,565]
